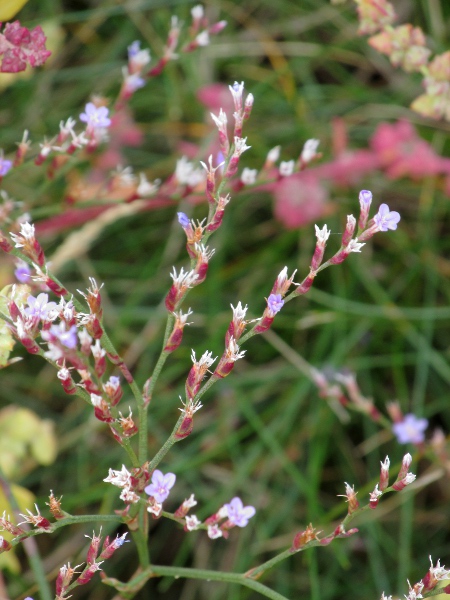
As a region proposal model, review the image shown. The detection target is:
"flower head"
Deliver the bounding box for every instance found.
[24,293,58,322]
[79,102,111,129]
[145,469,176,503]
[374,203,401,231]
[359,189,373,208]
[224,497,256,527]
[267,293,284,316]
[392,413,428,444]
[0,156,12,176]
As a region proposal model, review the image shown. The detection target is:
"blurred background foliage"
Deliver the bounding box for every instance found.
[1,0,450,599]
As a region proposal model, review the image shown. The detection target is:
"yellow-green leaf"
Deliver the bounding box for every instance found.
[0,0,29,21]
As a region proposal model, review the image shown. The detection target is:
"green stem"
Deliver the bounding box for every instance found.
[103,564,290,600]
[148,413,184,471]
[139,315,174,463]
[130,525,150,568]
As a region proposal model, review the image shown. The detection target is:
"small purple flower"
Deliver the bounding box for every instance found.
[373,203,401,232]
[128,40,141,59]
[124,73,145,93]
[392,413,428,444]
[0,157,12,176]
[224,497,256,527]
[43,322,78,349]
[359,190,372,207]
[14,260,31,283]
[80,102,111,129]
[144,469,176,503]
[267,293,284,315]
[177,212,190,228]
[24,293,58,321]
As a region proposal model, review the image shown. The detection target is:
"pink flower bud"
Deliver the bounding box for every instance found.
[294,271,316,296]
[379,456,390,491]
[396,452,412,482]
[206,195,230,232]
[392,472,416,491]
[86,530,102,565]
[76,562,103,585]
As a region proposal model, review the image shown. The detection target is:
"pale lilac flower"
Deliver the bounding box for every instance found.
[267,293,284,315]
[373,203,401,231]
[393,413,428,444]
[145,469,176,503]
[359,189,372,207]
[111,532,129,549]
[42,323,78,349]
[224,497,256,527]
[128,41,141,58]
[0,157,12,176]
[24,293,58,322]
[177,212,191,228]
[127,41,150,68]
[14,260,31,283]
[122,70,146,93]
[79,103,111,129]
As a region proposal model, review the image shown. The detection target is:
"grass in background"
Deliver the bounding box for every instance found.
[1,0,450,598]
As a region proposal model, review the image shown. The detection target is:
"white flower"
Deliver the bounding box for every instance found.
[346,239,365,253]
[207,524,223,539]
[191,349,217,368]
[186,515,201,531]
[170,267,199,288]
[191,5,204,19]
[103,465,131,488]
[241,168,257,185]
[301,138,320,163]
[137,173,159,197]
[315,224,331,243]
[233,137,251,156]
[279,160,294,177]
[196,31,210,46]
[119,487,140,504]
[210,109,227,129]
[266,145,280,163]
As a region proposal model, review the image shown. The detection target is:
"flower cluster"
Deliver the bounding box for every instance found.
[0,20,51,73]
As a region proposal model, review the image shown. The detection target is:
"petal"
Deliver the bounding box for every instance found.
[230,496,243,510]
[242,505,256,519]
[151,469,164,485]
[163,472,176,489]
